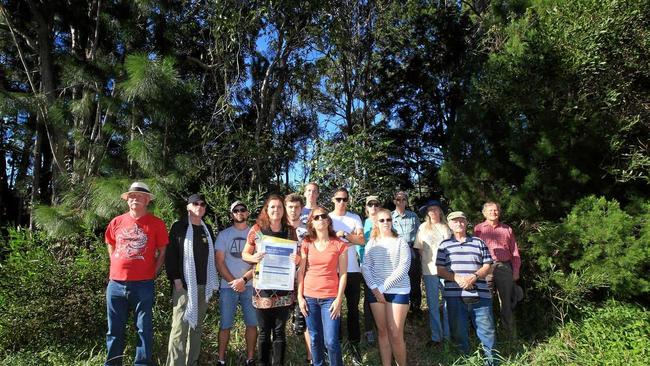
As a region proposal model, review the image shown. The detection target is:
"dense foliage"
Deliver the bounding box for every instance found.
[1,0,648,364]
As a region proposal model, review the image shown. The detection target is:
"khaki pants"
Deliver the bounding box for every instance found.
[165,285,208,366]
[492,262,515,336]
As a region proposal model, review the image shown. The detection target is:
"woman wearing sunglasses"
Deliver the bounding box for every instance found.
[242,194,301,366]
[362,208,411,366]
[297,207,348,366]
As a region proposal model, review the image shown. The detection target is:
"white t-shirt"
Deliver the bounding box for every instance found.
[329,211,363,273]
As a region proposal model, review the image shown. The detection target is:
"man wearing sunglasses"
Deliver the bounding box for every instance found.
[391,191,422,314]
[215,201,257,366]
[327,188,365,365]
[165,193,218,366]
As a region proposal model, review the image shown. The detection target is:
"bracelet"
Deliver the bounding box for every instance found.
[242,277,248,283]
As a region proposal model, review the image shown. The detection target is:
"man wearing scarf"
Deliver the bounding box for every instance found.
[165,194,218,366]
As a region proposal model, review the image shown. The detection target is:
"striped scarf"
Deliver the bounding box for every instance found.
[183,217,218,328]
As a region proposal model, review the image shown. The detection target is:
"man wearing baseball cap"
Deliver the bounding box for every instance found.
[215,201,257,366]
[165,194,218,366]
[105,182,169,365]
[436,211,497,365]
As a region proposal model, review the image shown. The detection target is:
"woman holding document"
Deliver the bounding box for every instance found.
[243,194,301,366]
[297,207,348,366]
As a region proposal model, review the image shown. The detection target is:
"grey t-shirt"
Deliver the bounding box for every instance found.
[215,226,252,288]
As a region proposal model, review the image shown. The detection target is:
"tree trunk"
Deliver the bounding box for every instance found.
[29,125,43,229]
[29,0,63,203]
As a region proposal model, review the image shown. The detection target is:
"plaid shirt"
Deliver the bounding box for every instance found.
[474,221,521,279]
[392,209,419,247]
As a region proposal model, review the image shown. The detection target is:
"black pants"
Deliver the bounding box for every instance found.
[409,250,422,310]
[256,305,291,366]
[362,279,375,332]
[344,272,363,343]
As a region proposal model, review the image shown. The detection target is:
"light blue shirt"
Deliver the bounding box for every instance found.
[392,209,419,247]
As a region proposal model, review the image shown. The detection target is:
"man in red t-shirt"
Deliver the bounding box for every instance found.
[474,201,521,338]
[104,182,168,366]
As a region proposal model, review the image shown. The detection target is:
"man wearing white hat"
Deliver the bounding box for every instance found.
[215,201,257,366]
[104,182,169,366]
[436,211,497,365]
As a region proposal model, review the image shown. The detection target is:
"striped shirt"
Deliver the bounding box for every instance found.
[362,236,411,294]
[436,236,493,299]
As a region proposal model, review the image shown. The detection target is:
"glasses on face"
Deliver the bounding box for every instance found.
[192,202,207,207]
[232,208,247,213]
[377,218,392,223]
[312,213,328,221]
[334,197,349,203]
[394,198,406,202]
[367,202,380,208]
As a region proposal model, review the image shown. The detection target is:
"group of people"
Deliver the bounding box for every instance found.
[103,181,521,366]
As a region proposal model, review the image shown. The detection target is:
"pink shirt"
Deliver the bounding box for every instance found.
[474,221,521,278]
[302,238,347,298]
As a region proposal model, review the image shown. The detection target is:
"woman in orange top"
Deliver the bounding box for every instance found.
[297,207,348,366]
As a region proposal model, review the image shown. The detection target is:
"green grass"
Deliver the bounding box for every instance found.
[2,293,648,365]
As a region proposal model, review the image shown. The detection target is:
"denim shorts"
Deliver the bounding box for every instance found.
[219,286,257,329]
[366,289,410,304]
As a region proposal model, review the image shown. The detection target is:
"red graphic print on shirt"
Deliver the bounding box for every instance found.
[115,224,148,260]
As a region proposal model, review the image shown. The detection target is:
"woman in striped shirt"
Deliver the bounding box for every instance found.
[361,208,411,366]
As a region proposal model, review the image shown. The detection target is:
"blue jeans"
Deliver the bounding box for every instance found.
[423,275,450,342]
[305,297,343,366]
[106,279,155,366]
[446,297,497,365]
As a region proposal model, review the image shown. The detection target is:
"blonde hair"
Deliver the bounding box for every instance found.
[423,205,446,231]
[370,209,398,239]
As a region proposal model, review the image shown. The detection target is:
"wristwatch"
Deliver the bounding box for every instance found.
[473,273,480,280]
[342,232,348,239]
[242,277,248,284]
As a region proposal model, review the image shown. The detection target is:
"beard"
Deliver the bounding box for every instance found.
[233,217,247,224]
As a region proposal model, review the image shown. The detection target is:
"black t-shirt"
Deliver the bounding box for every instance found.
[167,221,212,285]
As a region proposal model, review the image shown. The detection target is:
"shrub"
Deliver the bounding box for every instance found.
[0,229,107,351]
[529,196,650,310]
[527,301,650,365]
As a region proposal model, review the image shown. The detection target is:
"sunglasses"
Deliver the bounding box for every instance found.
[232,208,247,213]
[377,218,393,223]
[312,213,329,221]
[367,202,380,207]
[394,198,406,202]
[192,202,207,207]
[334,197,349,203]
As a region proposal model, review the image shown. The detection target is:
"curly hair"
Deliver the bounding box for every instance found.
[256,194,289,230]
